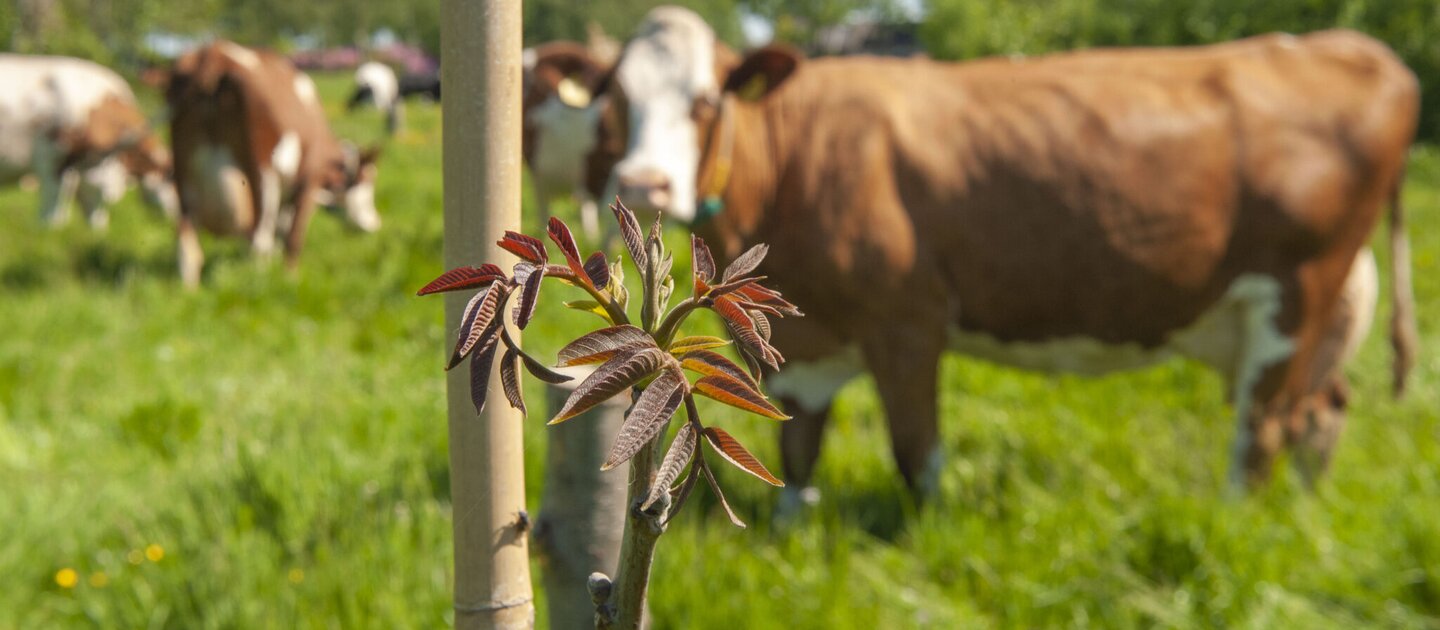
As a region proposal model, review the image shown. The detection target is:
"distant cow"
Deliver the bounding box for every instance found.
[168,41,381,287]
[348,61,403,134]
[601,7,1420,504]
[348,61,441,136]
[0,54,176,228]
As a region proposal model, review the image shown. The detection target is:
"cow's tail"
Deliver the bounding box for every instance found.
[1387,166,1418,398]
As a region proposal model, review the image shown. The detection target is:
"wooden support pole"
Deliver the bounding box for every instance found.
[440,0,533,628]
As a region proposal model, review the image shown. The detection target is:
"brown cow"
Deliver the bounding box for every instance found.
[601,7,1419,508]
[0,54,176,228]
[522,41,621,242]
[167,41,381,287]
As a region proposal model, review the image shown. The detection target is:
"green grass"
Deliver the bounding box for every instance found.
[1,73,1437,629]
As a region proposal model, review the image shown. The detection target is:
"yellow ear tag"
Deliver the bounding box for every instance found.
[557,76,593,108]
[738,74,768,101]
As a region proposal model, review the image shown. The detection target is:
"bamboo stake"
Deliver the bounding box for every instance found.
[441,0,533,627]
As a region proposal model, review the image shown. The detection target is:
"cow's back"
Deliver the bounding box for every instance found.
[754,30,1416,349]
[169,43,336,234]
[0,55,140,182]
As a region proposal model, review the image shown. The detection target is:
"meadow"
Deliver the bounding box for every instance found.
[1,74,1437,629]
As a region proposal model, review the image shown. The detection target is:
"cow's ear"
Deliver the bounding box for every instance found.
[723,45,803,101]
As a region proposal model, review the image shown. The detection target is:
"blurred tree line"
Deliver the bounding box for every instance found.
[1,0,880,62]
[922,0,1440,139]
[5,0,1435,138]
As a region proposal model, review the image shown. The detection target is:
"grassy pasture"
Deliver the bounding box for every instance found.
[1,73,1437,629]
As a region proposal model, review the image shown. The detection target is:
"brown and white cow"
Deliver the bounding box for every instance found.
[167,41,381,287]
[0,54,176,228]
[600,7,1420,506]
[522,41,622,242]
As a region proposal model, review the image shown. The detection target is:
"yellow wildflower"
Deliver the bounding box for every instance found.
[55,568,78,589]
[145,544,165,562]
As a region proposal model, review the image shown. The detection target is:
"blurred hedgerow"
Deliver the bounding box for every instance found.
[418,199,802,628]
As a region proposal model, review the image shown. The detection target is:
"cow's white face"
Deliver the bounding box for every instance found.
[342,165,381,233]
[317,144,382,233]
[607,7,720,223]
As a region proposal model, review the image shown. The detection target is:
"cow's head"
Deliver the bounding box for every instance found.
[318,142,383,232]
[521,42,618,197]
[121,134,179,219]
[599,7,801,224]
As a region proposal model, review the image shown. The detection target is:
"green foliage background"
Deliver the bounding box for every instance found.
[921,0,1440,140]
[1,72,1437,629]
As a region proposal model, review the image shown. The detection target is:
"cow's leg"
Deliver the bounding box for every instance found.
[1287,248,1376,485]
[386,102,405,135]
[1288,378,1349,486]
[250,170,282,258]
[578,196,601,242]
[76,178,109,231]
[776,398,831,517]
[32,134,74,226]
[177,213,205,289]
[863,322,945,497]
[534,188,553,233]
[282,186,318,270]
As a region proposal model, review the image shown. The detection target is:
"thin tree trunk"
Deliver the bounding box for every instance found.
[536,372,632,629]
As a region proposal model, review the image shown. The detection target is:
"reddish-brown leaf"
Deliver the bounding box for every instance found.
[448,284,504,369]
[732,299,784,318]
[642,421,697,511]
[610,198,647,269]
[550,347,667,424]
[734,283,801,316]
[699,455,746,528]
[680,349,758,390]
[751,310,772,341]
[583,252,610,289]
[602,368,686,470]
[665,452,703,526]
[721,243,768,282]
[691,234,715,284]
[546,217,588,284]
[668,336,730,355]
[512,262,544,330]
[706,276,765,301]
[468,328,503,414]
[519,351,573,384]
[711,295,755,331]
[500,349,526,415]
[556,325,655,366]
[692,374,789,420]
[416,264,505,296]
[498,231,547,264]
[703,426,784,486]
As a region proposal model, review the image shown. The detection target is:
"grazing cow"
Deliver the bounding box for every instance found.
[0,54,176,228]
[167,41,382,287]
[600,7,1420,505]
[396,72,442,102]
[348,61,404,134]
[522,42,620,241]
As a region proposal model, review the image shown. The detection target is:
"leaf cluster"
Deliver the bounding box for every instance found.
[418,200,802,526]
